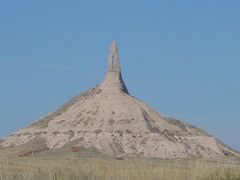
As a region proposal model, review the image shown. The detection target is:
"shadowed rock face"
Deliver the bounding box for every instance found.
[1,42,239,159]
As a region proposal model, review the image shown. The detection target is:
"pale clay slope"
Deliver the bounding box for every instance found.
[1,42,239,159]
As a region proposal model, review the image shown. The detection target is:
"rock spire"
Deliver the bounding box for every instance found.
[1,41,239,160]
[100,41,129,94]
[108,41,120,72]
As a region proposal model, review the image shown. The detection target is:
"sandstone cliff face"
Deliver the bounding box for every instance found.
[1,42,239,159]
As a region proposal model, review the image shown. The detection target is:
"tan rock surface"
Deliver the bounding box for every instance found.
[1,42,239,159]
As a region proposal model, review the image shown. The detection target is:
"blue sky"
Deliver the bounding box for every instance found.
[0,1,239,151]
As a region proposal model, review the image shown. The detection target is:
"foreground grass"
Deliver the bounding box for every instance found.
[0,157,240,180]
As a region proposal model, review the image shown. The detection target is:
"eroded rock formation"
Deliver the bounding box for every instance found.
[1,42,239,159]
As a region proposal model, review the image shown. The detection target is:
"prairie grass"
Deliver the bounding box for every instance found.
[0,157,239,180]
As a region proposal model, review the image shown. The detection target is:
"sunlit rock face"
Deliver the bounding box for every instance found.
[1,42,239,159]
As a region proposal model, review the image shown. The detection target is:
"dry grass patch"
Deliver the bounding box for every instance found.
[0,157,239,180]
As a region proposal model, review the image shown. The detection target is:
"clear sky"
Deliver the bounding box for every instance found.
[0,1,239,151]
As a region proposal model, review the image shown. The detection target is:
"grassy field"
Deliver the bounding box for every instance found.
[0,156,240,180]
[0,143,239,180]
